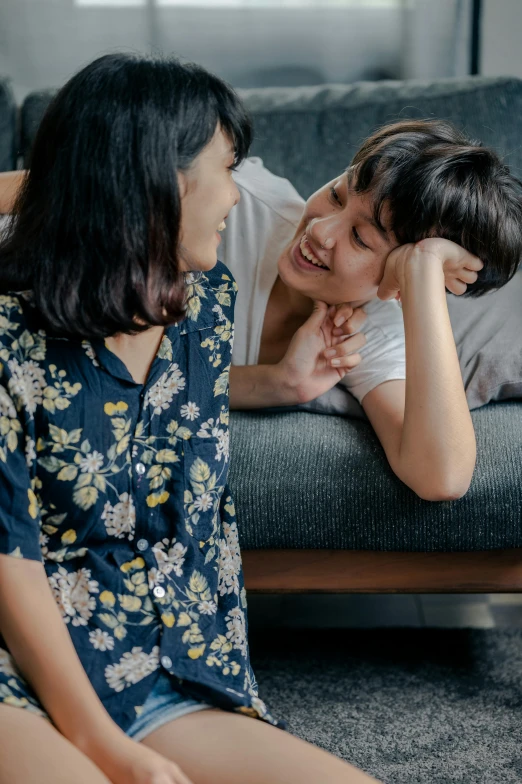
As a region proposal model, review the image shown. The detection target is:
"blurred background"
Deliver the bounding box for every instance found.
[0,0,521,102]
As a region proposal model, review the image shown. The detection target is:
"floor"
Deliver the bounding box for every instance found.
[247,593,522,629]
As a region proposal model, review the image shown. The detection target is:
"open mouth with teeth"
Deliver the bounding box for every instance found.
[299,235,329,270]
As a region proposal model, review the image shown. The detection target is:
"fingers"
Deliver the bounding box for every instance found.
[323,331,366,370]
[447,279,468,296]
[332,305,367,337]
[331,303,354,327]
[313,300,329,317]
[302,300,329,332]
[330,352,362,372]
[464,255,484,272]
[457,268,479,284]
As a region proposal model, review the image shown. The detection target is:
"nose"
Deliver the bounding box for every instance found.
[308,218,335,250]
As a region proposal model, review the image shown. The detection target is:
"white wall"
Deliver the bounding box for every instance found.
[0,1,402,102]
[480,0,522,78]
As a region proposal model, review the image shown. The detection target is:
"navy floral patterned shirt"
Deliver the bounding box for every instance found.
[0,262,279,731]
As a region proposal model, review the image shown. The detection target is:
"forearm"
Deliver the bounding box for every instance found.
[229,363,299,409]
[398,261,476,497]
[0,554,125,756]
[0,171,25,213]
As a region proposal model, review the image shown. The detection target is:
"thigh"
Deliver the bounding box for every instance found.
[142,707,381,784]
[0,704,111,784]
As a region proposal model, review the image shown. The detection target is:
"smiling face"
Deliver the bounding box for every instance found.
[178,125,240,272]
[278,170,398,305]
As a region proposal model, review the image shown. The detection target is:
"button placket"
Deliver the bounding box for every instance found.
[131,388,153,551]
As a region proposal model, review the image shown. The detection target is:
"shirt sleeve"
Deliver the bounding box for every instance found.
[0,374,42,562]
[339,298,406,404]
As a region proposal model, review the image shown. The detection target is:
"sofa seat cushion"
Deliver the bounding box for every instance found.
[229,403,522,552]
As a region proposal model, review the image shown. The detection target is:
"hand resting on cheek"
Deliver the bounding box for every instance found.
[377,238,484,302]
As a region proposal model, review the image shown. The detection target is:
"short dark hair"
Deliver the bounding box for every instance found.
[0,53,252,338]
[351,119,522,295]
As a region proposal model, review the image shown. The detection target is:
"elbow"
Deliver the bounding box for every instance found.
[398,465,474,502]
[393,444,477,502]
[414,482,471,502]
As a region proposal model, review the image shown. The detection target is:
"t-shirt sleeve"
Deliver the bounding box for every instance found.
[224,157,305,367]
[339,299,406,403]
[0,368,42,562]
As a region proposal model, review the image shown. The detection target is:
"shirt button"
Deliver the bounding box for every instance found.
[153,586,166,598]
[137,539,148,552]
[135,462,146,475]
[161,655,173,670]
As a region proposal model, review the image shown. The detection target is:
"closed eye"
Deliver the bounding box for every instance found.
[329,185,342,205]
[352,226,369,250]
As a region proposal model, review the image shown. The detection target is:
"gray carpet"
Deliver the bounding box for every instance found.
[249,628,522,784]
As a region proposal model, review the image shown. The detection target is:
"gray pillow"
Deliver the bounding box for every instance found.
[448,269,522,409]
[298,270,522,419]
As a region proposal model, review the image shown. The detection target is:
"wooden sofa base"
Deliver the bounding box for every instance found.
[242,549,522,593]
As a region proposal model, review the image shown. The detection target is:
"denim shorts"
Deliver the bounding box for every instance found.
[126,673,213,742]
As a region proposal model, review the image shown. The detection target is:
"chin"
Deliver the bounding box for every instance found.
[277,250,301,289]
[277,252,324,298]
[193,250,219,272]
[199,259,218,271]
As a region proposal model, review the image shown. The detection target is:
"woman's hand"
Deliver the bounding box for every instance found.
[377,238,484,301]
[277,301,367,403]
[93,733,195,784]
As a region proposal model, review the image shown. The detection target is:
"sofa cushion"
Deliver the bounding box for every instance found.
[0,77,17,172]
[239,76,522,197]
[229,403,522,552]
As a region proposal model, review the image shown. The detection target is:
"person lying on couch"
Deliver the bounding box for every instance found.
[219,120,522,501]
[1,120,521,502]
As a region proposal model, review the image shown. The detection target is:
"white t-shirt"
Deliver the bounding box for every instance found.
[221,157,406,404]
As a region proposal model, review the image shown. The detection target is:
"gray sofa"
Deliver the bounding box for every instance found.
[1,74,522,591]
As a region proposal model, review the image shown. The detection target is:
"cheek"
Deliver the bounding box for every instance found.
[333,255,383,296]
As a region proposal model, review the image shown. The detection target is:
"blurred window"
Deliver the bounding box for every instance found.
[75,0,397,6]
[75,1,146,5]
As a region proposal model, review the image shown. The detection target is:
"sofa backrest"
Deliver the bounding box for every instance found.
[238,77,522,197]
[6,75,522,199]
[0,77,17,172]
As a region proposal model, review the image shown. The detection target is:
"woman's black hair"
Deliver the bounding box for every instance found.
[0,53,252,337]
[351,119,522,295]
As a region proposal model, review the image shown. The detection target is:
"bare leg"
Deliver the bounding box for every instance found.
[143,707,381,784]
[0,704,112,784]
